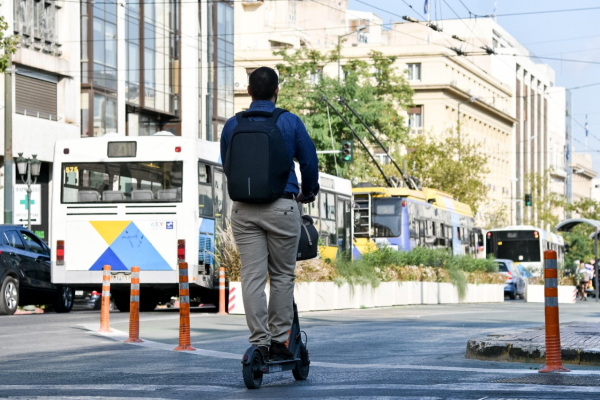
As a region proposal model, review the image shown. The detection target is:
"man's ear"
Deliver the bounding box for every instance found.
[247,85,252,96]
[274,87,280,97]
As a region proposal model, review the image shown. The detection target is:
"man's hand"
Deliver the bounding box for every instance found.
[297,192,315,204]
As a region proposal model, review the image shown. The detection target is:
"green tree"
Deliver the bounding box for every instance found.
[274,47,414,179]
[0,11,17,72]
[402,130,489,211]
[524,171,566,229]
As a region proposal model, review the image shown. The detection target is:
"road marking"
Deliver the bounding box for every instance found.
[1,382,599,395]
[0,384,233,392]
[82,324,600,376]
[294,382,600,394]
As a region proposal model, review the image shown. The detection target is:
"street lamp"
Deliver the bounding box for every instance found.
[16,153,42,230]
[456,96,480,160]
[338,25,367,83]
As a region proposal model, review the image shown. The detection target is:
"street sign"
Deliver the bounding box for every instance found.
[13,184,42,226]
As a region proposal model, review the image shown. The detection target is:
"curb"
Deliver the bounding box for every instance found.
[466,327,600,366]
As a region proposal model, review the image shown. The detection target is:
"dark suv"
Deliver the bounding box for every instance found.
[0,226,74,315]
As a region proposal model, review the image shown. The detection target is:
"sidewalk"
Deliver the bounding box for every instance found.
[467,322,600,366]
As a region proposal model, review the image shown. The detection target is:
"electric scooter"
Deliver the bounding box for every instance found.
[241,302,310,389]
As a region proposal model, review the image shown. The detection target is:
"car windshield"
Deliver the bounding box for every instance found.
[61,162,183,203]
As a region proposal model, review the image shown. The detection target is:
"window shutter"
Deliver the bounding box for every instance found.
[409,106,422,114]
[15,74,57,119]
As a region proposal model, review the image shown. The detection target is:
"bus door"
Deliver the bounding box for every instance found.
[337,198,351,259]
[198,163,215,277]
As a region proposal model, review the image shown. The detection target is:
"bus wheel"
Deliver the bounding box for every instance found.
[113,295,130,312]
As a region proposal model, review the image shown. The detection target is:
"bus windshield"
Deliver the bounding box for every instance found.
[372,198,402,237]
[486,230,541,262]
[61,161,183,203]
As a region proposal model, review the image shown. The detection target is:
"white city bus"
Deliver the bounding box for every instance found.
[485,225,565,275]
[51,132,354,311]
[51,132,227,311]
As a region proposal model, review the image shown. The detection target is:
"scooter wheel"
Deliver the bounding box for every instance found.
[242,350,264,389]
[292,360,309,381]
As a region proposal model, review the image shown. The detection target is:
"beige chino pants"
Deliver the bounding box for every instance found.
[231,198,301,346]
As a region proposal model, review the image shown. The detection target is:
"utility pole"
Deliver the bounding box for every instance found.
[4,56,14,224]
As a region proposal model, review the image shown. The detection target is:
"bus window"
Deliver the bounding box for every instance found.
[372,197,402,238]
[327,193,336,220]
[62,162,182,203]
[213,170,225,228]
[198,163,213,217]
[309,193,319,218]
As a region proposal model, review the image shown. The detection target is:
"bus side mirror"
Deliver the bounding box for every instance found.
[565,244,570,254]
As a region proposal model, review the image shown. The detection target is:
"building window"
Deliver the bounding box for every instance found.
[125,0,179,115]
[81,1,118,137]
[208,1,234,141]
[408,106,423,128]
[14,0,62,55]
[139,114,160,136]
[407,63,421,81]
[93,93,118,136]
[92,1,117,90]
[15,70,58,120]
[125,3,140,104]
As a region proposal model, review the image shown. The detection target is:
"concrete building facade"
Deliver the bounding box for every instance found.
[0,0,233,240]
[233,2,516,225]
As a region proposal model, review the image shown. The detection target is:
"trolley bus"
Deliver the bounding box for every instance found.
[352,185,477,258]
[484,225,565,275]
[51,133,352,311]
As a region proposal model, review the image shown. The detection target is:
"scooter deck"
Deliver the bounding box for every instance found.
[261,358,300,374]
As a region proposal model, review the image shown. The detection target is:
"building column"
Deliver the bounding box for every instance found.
[516,67,524,225]
[117,3,126,135]
[532,79,538,226]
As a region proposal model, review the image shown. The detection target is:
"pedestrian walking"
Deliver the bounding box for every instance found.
[220,67,319,361]
[577,264,590,301]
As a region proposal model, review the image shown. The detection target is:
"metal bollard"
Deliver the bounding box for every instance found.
[218,266,227,315]
[125,266,142,343]
[539,250,570,373]
[174,262,196,351]
[98,265,112,333]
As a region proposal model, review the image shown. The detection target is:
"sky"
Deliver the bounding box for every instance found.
[348,0,600,171]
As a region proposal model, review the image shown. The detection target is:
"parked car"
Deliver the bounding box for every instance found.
[494,259,526,300]
[517,264,534,280]
[0,225,74,315]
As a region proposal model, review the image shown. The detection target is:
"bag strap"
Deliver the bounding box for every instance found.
[268,108,288,123]
[235,108,288,123]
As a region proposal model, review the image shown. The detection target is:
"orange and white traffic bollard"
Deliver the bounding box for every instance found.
[125,266,142,343]
[218,266,227,315]
[98,265,112,333]
[539,250,570,373]
[174,262,195,351]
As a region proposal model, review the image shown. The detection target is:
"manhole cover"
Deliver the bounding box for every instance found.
[494,375,600,386]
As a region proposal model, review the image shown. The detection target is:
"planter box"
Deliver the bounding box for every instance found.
[524,284,577,304]
[227,281,504,315]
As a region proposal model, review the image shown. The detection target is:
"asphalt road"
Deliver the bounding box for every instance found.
[3,300,600,399]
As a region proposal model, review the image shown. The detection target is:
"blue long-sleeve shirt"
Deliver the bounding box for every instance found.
[220,100,320,197]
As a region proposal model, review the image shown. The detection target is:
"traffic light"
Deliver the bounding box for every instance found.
[341,140,354,163]
[525,194,532,207]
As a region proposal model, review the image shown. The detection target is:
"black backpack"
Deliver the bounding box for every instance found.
[297,215,319,261]
[224,108,291,203]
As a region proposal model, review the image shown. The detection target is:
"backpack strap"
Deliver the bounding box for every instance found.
[269,108,288,123]
[239,110,274,118]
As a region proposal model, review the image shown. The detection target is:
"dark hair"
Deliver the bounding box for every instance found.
[249,67,279,101]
